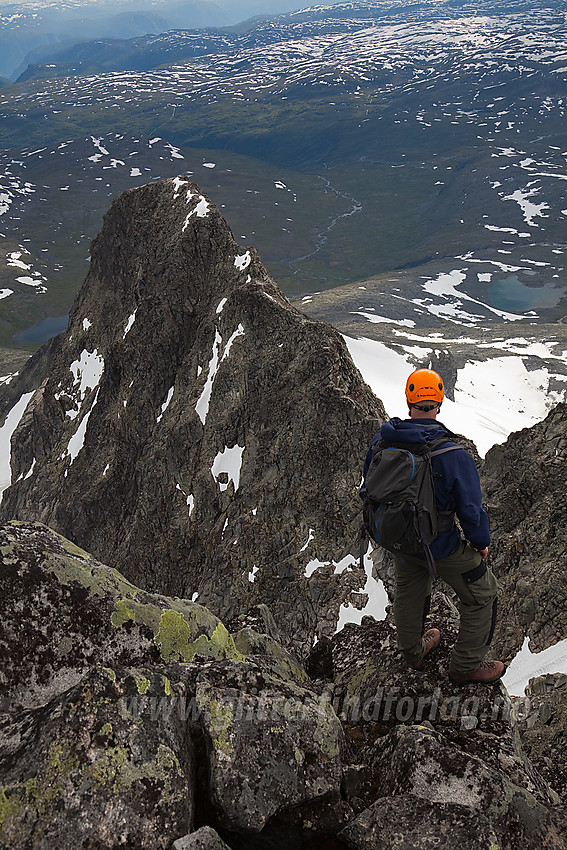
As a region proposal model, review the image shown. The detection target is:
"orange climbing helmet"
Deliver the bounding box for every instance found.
[405,368,445,406]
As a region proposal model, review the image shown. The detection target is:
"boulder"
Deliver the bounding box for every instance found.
[173,826,232,850]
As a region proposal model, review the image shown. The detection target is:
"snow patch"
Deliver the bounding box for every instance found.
[300,528,315,552]
[182,193,210,230]
[305,553,357,578]
[176,483,195,516]
[334,545,388,633]
[211,444,245,492]
[122,310,137,339]
[0,391,35,501]
[65,388,100,465]
[222,324,245,361]
[234,251,252,271]
[69,349,105,403]
[195,326,245,424]
[343,334,564,457]
[195,330,222,424]
[157,386,174,423]
[503,636,567,696]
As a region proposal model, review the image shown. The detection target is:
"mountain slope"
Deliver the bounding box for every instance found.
[0,176,384,654]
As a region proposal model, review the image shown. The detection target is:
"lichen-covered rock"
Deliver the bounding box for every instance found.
[512,673,567,799]
[363,724,560,848]
[0,665,192,849]
[194,660,344,832]
[0,520,242,714]
[311,591,565,850]
[339,795,499,850]
[0,522,353,849]
[1,516,566,849]
[0,177,384,656]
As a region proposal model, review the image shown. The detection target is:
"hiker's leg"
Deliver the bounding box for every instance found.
[393,553,432,663]
[436,541,498,674]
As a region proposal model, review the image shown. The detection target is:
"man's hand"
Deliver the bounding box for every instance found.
[476,547,489,560]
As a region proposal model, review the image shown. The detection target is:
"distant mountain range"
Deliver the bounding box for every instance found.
[0,0,329,80]
[0,0,566,349]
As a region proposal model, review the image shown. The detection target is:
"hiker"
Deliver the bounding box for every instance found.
[362,368,504,685]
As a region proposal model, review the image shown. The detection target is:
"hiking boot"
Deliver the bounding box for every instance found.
[409,628,441,670]
[449,660,506,685]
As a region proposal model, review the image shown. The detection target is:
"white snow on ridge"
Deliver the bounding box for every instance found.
[182,193,210,230]
[65,388,100,465]
[503,637,567,696]
[0,391,35,502]
[211,444,245,492]
[234,251,251,271]
[123,310,137,339]
[305,553,357,578]
[343,334,565,458]
[195,325,245,424]
[221,324,245,361]
[449,357,562,456]
[195,330,222,424]
[157,386,174,423]
[172,176,189,197]
[334,545,388,633]
[69,349,105,402]
[176,483,195,516]
[300,528,315,552]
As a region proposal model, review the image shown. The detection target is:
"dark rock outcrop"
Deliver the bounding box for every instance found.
[0,177,384,655]
[512,673,567,800]
[1,522,565,850]
[0,522,345,848]
[482,403,567,659]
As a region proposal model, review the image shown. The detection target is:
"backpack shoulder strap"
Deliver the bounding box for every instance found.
[429,436,463,457]
[431,444,463,458]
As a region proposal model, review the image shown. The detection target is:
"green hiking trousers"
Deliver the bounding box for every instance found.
[393,540,498,674]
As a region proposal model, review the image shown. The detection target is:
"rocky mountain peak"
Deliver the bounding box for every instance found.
[0,177,384,654]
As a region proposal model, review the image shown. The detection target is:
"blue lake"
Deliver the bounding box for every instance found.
[487,275,567,312]
[14,315,69,345]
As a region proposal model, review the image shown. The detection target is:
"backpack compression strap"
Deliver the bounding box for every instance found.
[422,443,463,578]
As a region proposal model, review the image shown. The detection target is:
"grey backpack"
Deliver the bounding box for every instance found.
[360,437,461,577]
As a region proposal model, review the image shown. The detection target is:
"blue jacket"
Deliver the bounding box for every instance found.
[363,417,490,560]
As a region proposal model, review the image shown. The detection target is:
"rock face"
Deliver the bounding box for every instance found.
[0,177,384,655]
[482,403,567,660]
[1,522,565,850]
